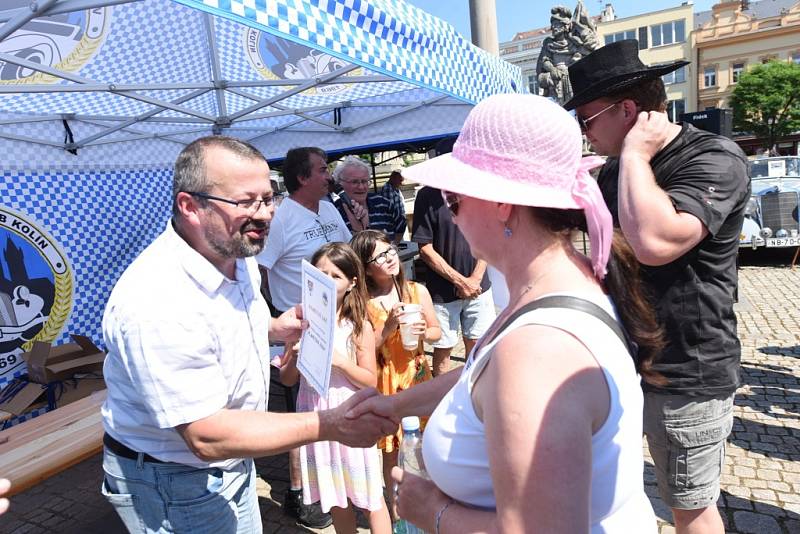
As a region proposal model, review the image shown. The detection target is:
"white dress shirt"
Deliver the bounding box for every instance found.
[257,197,351,312]
[101,221,271,468]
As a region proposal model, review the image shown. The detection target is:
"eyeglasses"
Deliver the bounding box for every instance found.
[342,179,370,187]
[441,190,460,217]
[186,191,274,214]
[368,246,398,265]
[577,101,622,131]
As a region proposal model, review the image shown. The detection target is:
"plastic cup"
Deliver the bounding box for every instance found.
[398,304,422,351]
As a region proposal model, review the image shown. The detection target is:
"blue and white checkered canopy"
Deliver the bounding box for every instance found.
[0,0,521,361]
[0,0,522,164]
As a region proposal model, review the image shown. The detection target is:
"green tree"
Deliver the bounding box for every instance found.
[729,60,800,150]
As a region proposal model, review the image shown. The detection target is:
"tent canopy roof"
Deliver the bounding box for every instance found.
[0,0,522,165]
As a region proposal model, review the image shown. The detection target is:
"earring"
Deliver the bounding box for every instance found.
[504,225,513,238]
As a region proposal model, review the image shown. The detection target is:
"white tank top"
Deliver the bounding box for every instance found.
[422,293,656,533]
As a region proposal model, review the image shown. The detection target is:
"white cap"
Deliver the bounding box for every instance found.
[401,416,420,432]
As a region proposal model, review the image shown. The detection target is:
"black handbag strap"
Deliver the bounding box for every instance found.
[502,295,628,344]
[472,295,638,375]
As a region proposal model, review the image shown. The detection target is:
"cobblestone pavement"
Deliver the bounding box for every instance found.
[3,264,799,533]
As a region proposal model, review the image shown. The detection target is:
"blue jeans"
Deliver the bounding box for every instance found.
[101,448,262,533]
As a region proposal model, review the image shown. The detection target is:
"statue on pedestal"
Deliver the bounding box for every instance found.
[536,1,600,105]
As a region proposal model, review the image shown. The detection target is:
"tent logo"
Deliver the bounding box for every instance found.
[0,207,73,387]
[244,28,361,95]
[0,5,111,84]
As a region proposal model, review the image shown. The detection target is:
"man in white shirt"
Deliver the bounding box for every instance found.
[258,147,352,313]
[101,136,392,534]
[255,146,351,527]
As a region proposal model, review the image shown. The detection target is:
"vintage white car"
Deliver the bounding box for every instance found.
[740,156,800,249]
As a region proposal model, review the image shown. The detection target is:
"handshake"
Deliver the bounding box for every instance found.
[320,388,399,447]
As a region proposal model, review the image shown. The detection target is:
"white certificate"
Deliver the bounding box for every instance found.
[298,259,336,397]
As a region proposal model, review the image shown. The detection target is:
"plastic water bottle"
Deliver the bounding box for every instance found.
[394,416,428,534]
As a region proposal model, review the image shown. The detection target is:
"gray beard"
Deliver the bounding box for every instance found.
[204,226,266,259]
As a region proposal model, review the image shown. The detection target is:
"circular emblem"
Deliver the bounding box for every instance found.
[244,28,362,96]
[0,207,73,386]
[0,4,112,84]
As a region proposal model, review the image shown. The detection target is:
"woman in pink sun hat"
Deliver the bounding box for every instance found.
[349,93,663,533]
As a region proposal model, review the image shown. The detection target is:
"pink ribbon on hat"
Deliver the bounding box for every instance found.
[571,156,613,280]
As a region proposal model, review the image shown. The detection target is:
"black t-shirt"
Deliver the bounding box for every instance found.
[411,186,490,303]
[598,123,750,396]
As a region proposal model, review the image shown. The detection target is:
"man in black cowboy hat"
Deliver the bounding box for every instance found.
[566,40,750,534]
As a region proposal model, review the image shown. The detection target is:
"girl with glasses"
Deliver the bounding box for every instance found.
[350,230,441,519]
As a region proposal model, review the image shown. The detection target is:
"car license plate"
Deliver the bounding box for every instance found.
[766,237,800,247]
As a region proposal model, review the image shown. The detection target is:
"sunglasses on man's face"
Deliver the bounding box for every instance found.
[441,190,460,217]
[577,100,625,131]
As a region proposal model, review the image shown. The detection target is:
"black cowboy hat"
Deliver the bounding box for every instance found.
[564,40,689,110]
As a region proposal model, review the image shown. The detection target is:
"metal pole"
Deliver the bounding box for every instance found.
[370,153,377,193]
[0,0,58,41]
[468,0,499,55]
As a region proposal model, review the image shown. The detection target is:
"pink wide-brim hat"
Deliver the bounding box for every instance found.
[403,93,613,279]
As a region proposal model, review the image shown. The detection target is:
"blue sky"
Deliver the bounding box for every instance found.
[405,1,717,42]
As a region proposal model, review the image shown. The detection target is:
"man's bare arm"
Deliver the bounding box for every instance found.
[177,389,396,462]
[618,111,708,266]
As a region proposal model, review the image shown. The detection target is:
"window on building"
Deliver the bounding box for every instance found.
[704,66,716,88]
[791,53,800,65]
[732,62,744,83]
[667,99,686,122]
[528,74,538,95]
[638,27,649,49]
[604,29,637,46]
[522,42,537,51]
[662,65,686,85]
[650,19,686,47]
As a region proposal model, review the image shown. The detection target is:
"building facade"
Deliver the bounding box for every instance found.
[496,1,799,154]
[694,0,800,154]
[694,1,800,109]
[499,27,549,95]
[595,3,697,121]
[498,3,616,96]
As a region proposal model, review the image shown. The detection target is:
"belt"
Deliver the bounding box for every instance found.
[103,433,166,464]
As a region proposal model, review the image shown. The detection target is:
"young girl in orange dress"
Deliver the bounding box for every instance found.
[350,230,441,514]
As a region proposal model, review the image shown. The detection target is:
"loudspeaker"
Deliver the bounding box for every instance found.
[679,108,733,138]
